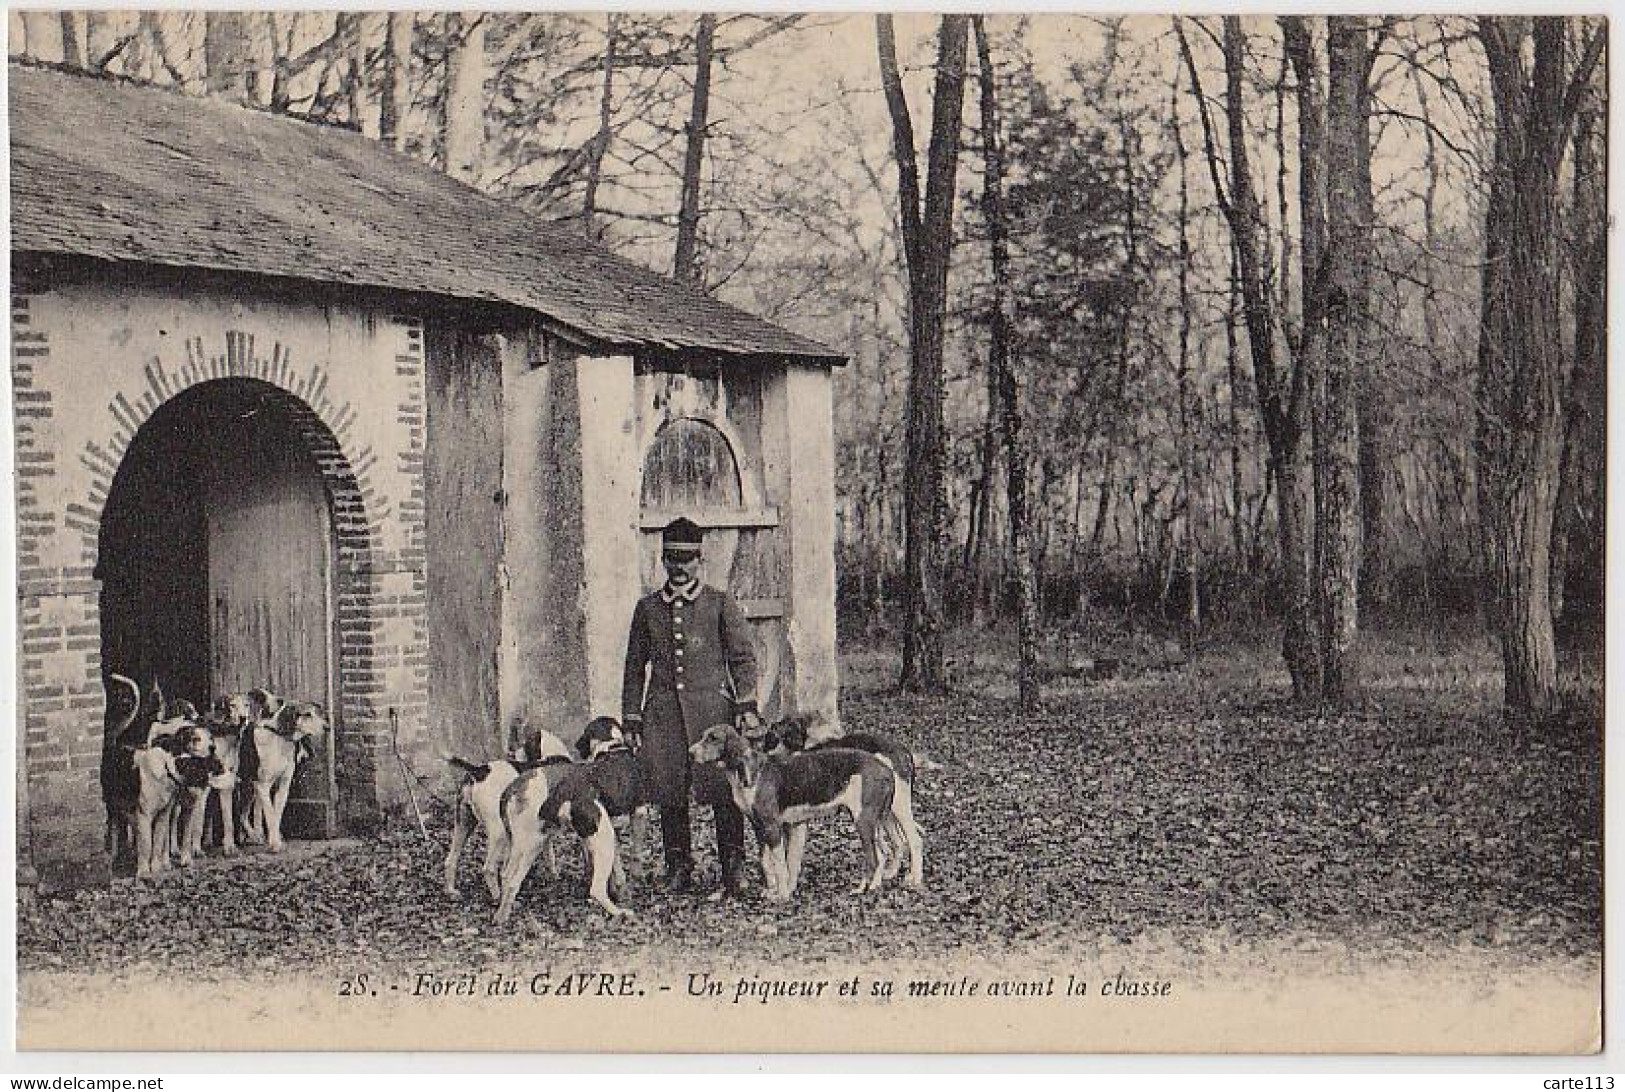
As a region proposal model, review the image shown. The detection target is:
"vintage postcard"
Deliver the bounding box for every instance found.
[7,11,1604,1054]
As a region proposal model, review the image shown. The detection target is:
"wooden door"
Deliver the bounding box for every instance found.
[206,413,336,839]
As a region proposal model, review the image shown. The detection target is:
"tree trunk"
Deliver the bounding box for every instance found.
[334,12,369,134]
[1169,72,1200,638]
[60,12,85,68]
[966,263,1001,625]
[205,12,255,102]
[973,17,1039,709]
[1556,74,1606,638]
[381,12,413,152]
[1183,16,1318,698]
[877,14,969,693]
[1317,16,1369,702]
[963,430,994,625]
[1348,31,1386,616]
[1089,450,1114,557]
[1226,241,1247,563]
[673,14,717,283]
[581,14,620,238]
[1476,16,1604,721]
[443,13,487,183]
[84,12,119,73]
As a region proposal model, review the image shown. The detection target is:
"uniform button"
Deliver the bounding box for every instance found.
[675,648,683,657]
[676,683,685,691]
[676,665,684,674]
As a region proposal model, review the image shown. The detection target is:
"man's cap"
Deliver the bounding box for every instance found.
[661,517,705,555]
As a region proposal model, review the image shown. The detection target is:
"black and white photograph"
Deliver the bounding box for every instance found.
[5,9,1607,1055]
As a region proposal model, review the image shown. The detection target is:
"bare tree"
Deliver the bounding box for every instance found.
[205,12,255,102]
[1182,16,1320,699]
[1169,80,1200,640]
[204,12,279,105]
[972,17,1039,709]
[342,13,371,136]
[381,13,413,152]
[60,12,85,68]
[1316,16,1371,700]
[581,14,620,237]
[83,12,126,73]
[877,14,970,693]
[1475,16,1605,719]
[673,14,717,282]
[1554,61,1606,636]
[443,13,488,182]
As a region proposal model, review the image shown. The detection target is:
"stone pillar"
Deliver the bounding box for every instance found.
[782,364,838,728]
[501,332,586,740]
[576,354,641,720]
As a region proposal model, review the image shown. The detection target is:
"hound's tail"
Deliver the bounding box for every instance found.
[441,752,492,781]
[105,674,141,747]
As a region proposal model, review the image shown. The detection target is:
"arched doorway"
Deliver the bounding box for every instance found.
[98,379,340,839]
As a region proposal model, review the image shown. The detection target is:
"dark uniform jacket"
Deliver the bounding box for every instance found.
[622,581,758,806]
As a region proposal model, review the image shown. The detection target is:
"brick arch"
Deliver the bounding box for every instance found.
[81,346,405,832]
[69,331,392,563]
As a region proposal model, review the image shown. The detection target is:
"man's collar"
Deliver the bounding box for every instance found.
[660,581,703,604]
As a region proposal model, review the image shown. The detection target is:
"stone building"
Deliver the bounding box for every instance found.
[9,62,842,887]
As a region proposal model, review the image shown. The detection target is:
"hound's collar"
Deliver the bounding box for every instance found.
[659,582,702,605]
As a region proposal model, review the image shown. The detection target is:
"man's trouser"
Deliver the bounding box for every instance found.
[661,800,745,871]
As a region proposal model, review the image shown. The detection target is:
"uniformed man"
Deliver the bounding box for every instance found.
[622,516,761,897]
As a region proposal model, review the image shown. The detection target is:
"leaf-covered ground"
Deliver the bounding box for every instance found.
[18,631,1602,981]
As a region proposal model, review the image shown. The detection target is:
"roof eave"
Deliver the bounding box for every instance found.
[11,249,849,367]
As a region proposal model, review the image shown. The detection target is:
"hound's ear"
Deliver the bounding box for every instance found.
[724,728,760,782]
[251,688,285,718]
[574,732,594,760]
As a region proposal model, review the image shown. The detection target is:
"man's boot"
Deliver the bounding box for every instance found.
[658,804,694,895]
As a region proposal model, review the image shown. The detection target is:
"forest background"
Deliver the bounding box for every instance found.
[8,11,1607,721]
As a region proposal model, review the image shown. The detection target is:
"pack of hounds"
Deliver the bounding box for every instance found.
[100,674,328,877]
[100,673,925,919]
[446,715,926,920]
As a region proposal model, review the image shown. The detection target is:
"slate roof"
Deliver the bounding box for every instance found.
[9,62,842,364]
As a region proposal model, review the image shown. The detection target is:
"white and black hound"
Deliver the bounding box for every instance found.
[442,718,572,901]
[493,717,644,922]
[761,717,925,889]
[690,723,896,902]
